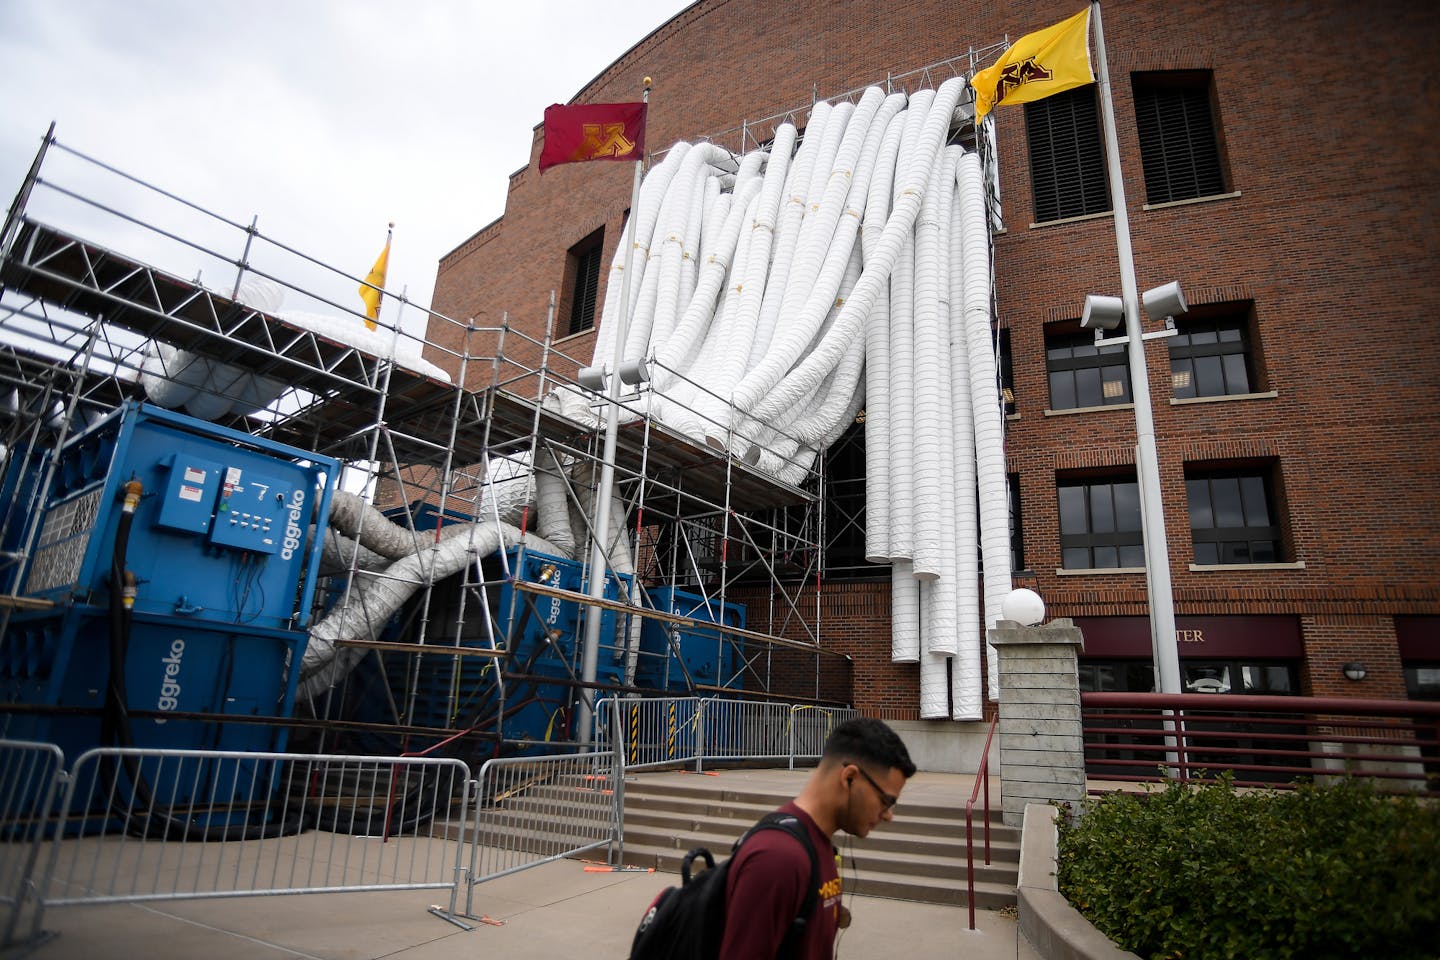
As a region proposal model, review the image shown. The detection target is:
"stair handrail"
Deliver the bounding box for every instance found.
[964,713,998,931]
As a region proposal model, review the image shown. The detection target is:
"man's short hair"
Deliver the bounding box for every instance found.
[822,717,916,778]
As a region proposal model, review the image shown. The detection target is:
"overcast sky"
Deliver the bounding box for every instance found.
[0,0,692,336]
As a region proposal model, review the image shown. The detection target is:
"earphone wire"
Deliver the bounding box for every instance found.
[834,835,856,958]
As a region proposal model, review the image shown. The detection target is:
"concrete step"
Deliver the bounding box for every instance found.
[622,810,1020,865]
[614,771,1019,910]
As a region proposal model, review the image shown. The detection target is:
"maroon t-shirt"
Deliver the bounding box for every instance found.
[718,803,840,960]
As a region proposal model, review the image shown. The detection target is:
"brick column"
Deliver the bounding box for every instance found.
[990,618,1086,827]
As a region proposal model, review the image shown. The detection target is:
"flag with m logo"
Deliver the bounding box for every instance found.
[971,7,1094,124]
[539,101,648,171]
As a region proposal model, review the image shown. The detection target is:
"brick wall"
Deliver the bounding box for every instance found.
[428,0,1440,710]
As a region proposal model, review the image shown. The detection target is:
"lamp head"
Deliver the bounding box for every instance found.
[1142,281,1187,323]
[1081,294,1124,331]
[576,365,607,392]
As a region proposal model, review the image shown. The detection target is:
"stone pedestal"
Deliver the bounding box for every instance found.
[990,618,1085,827]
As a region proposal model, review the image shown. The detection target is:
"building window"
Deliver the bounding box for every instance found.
[1186,467,1283,564]
[997,328,1016,416]
[1132,71,1226,205]
[1047,326,1130,410]
[563,227,604,336]
[1169,304,1258,398]
[1026,85,1110,223]
[1008,472,1025,572]
[1058,475,1143,569]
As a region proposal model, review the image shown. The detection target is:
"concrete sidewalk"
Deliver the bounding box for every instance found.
[21,766,1038,959]
[29,856,1034,959]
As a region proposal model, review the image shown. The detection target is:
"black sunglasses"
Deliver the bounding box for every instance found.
[851,764,898,810]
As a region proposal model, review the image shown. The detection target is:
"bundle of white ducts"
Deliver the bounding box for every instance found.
[575,76,1010,717]
[298,442,647,700]
[139,276,288,420]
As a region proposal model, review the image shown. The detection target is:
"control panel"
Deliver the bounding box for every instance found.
[208,467,290,555]
[155,454,222,534]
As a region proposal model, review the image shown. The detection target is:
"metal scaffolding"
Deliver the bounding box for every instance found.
[0,126,850,769]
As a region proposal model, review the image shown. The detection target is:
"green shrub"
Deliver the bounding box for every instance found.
[1055,774,1440,960]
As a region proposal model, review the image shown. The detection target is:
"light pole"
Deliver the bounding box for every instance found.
[1086,2,1185,696]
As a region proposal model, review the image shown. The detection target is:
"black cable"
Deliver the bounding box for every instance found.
[100,478,310,842]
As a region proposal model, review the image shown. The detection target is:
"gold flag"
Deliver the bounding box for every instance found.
[358,234,390,330]
[971,7,1094,124]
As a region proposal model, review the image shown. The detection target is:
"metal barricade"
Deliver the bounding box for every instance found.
[0,740,65,950]
[699,698,792,766]
[36,748,471,924]
[596,696,704,771]
[787,705,860,768]
[459,748,619,918]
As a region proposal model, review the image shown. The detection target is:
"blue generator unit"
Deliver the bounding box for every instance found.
[490,546,631,750]
[0,402,337,806]
[636,587,746,693]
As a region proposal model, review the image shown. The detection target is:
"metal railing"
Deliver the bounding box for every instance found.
[965,714,998,931]
[459,748,621,917]
[1,742,480,945]
[1082,693,1440,796]
[595,696,858,772]
[0,740,64,949]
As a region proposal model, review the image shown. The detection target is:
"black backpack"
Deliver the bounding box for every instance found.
[628,810,820,960]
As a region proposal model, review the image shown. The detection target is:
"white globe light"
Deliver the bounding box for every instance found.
[1001,588,1045,626]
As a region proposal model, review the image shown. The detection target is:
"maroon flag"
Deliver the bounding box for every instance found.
[539,102,647,172]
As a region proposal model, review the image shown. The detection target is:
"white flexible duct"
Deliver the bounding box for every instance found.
[693,130,793,438]
[947,149,983,718]
[919,642,949,720]
[732,93,878,412]
[744,77,965,425]
[535,446,578,558]
[298,521,562,701]
[958,151,1010,702]
[626,146,713,361]
[743,100,830,375]
[862,107,906,563]
[592,142,691,366]
[908,104,949,584]
[654,175,765,376]
[884,89,932,564]
[573,469,644,685]
[317,526,389,577]
[917,149,959,654]
[890,559,919,662]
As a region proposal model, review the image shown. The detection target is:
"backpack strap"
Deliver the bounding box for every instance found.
[733,811,821,959]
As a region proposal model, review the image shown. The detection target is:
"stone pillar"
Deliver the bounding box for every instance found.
[990,618,1086,827]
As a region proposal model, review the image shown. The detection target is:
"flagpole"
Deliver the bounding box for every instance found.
[1091,1,1182,696]
[576,77,652,746]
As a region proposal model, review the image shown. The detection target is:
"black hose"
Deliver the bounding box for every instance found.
[99,478,310,841]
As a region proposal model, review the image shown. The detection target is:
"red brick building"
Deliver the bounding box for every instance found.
[429,0,1440,715]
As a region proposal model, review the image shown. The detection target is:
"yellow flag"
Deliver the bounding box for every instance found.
[358,235,390,330]
[971,7,1094,124]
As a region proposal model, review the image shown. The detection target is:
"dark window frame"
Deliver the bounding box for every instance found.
[1132,70,1227,205]
[1169,302,1261,399]
[1046,323,1131,410]
[1057,472,1145,570]
[1025,85,1111,223]
[1185,463,1285,565]
[1008,472,1025,573]
[563,226,605,336]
